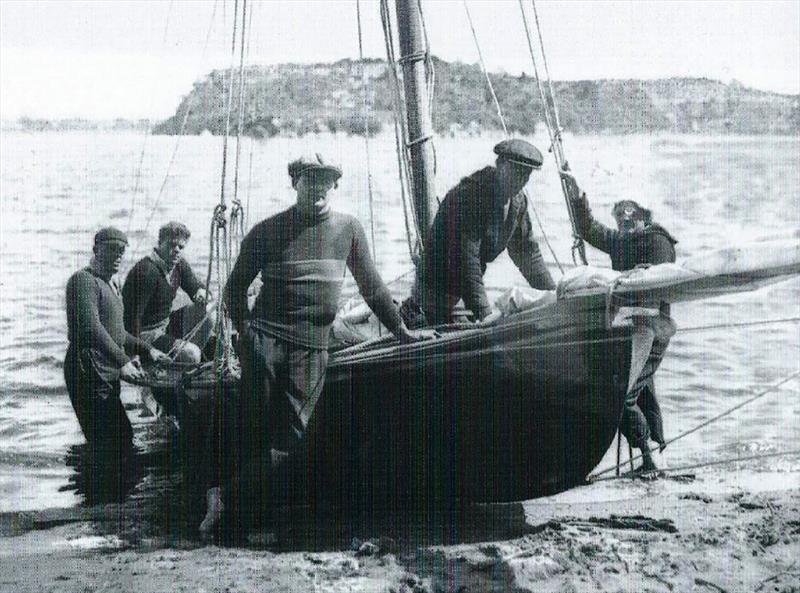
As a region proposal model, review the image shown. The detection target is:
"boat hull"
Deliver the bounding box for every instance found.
[142,293,635,506]
[304,293,632,505]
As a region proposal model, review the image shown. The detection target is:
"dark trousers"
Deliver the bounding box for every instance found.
[620,379,665,449]
[228,327,328,522]
[621,316,673,450]
[64,345,133,457]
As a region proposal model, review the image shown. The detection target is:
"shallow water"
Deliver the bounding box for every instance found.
[0,130,798,512]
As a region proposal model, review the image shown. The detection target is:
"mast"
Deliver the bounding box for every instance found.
[395,0,437,243]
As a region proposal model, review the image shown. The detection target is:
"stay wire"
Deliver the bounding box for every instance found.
[217,0,240,210]
[530,0,564,158]
[462,0,563,274]
[518,0,586,265]
[356,0,378,267]
[677,316,800,333]
[380,0,419,259]
[229,0,249,262]
[231,0,248,206]
[126,0,174,237]
[462,0,507,136]
[130,0,220,261]
[244,1,256,231]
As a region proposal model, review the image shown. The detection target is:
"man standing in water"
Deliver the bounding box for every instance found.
[403,139,556,327]
[64,227,168,459]
[201,155,432,539]
[122,222,212,364]
[562,170,678,472]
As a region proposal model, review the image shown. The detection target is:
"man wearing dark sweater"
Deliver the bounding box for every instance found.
[122,222,211,363]
[199,154,431,537]
[562,170,678,472]
[64,227,168,456]
[406,139,555,327]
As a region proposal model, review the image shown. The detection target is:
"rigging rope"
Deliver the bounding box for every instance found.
[530,0,565,154]
[202,0,246,371]
[243,2,256,232]
[380,0,420,259]
[229,0,249,263]
[589,369,800,480]
[217,0,240,211]
[356,0,378,266]
[125,0,175,238]
[517,0,587,265]
[129,0,220,260]
[462,0,563,274]
[591,449,800,483]
[462,0,507,136]
[677,316,800,334]
[415,0,436,129]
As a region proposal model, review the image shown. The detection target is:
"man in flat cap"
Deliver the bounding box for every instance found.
[122,221,212,364]
[561,170,678,472]
[205,155,433,538]
[405,139,556,327]
[64,227,169,460]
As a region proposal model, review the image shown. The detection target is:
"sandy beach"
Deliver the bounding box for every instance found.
[2,462,798,593]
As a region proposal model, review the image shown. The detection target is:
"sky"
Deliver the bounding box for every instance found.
[1,0,798,120]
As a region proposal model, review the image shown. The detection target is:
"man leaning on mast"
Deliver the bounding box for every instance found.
[561,169,678,473]
[64,227,169,459]
[200,154,434,539]
[122,221,213,364]
[401,139,556,327]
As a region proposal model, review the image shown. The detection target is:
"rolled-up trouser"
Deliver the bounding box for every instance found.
[620,379,665,449]
[228,326,328,519]
[63,345,132,457]
[621,314,673,449]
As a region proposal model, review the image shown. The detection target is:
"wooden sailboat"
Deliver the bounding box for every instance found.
[132,0,800,507]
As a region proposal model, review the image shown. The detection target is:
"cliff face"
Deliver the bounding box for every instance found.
[153,58,799,137]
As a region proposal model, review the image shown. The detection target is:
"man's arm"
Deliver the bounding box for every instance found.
[68,273,130,368]
[459,227,493,321]
[561,171,618,254]
[346,220,404,335]
[224,227,261,332]
[178,258,203,301]
[121,261,151,338]
[507,203,556,290]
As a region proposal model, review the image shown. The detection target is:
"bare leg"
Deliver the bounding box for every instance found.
[199,486,223,538]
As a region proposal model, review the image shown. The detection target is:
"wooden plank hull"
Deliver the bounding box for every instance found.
[301,293,631,504]
[143,293,635,505]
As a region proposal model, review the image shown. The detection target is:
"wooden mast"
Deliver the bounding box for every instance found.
[395,0,437,243]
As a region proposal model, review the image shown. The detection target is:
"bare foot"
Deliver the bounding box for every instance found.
[638,450,658,473]
[199,487,223,540]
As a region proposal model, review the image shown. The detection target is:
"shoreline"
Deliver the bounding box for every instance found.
[2,465,798,592]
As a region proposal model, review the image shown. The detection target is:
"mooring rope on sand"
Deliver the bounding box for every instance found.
[589,369,800,480]
[590,448,800,483]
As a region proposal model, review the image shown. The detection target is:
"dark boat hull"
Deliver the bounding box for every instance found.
[307,292,632,505]
[143,292,635,505]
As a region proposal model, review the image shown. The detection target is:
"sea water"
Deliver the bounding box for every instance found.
[0,130,798,512]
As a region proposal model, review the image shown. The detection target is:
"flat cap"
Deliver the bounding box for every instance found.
[94,226,128,245]
[493,139,543,169]
[288,153,342,182]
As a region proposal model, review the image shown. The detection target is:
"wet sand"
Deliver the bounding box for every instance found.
[1,463,798,593]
